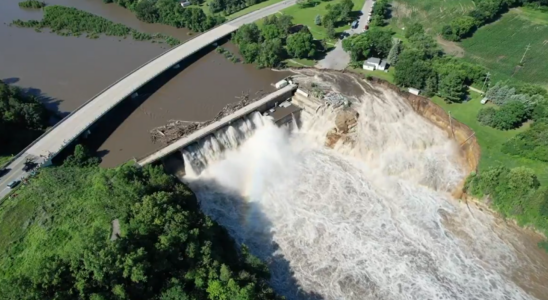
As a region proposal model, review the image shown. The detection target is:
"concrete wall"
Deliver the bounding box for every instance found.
[137,84,297,166]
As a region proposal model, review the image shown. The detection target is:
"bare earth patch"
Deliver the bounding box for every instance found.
[436,35,465,57]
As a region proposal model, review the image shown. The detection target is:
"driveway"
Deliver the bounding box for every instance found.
[316,0,374,70]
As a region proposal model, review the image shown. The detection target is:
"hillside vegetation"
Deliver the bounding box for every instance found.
[0,151,280,299]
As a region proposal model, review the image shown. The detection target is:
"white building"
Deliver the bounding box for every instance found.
[180,0,191,7]
[408,88,420,95]
[363,57,388,71]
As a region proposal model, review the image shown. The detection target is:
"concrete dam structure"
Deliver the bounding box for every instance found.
[137,84,304,171]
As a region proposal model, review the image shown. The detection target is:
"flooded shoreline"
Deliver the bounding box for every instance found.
[0,0,289,166]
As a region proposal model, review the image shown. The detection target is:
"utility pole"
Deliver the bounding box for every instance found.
[520,43,531,65]
[481,72,490,94]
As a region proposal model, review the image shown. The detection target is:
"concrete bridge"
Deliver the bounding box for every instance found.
[0,0,296,199]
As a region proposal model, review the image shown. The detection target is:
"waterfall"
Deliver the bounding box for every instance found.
[182,111,265,177]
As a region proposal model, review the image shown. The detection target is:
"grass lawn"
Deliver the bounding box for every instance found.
[350,66,395,83]
[285,58,317,67]
[460,8,548,89]
[227,0,286,19]
[281,0,366,40]
[430,91,548,185]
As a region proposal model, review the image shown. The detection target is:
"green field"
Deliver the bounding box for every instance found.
[460,8,548,88]
[281,0,366,40]
[227,0,285,19]
[389,0,475,34]
[351,66,395,83]
[431,92,548,185]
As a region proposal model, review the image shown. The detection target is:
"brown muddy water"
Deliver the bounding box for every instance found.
[0,0,289,166]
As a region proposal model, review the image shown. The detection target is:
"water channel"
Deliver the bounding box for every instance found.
[0,0,289,166]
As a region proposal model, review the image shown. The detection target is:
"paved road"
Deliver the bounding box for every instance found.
[316,0,374,70]
[0,0,297,201]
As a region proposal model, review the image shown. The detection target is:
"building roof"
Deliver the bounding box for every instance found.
[365,57,381,65]
[379,60,387,68]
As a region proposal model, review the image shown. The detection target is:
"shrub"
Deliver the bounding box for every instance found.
[477,106,497,127]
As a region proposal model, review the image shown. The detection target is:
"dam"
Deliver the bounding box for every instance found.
[136,81,327,176]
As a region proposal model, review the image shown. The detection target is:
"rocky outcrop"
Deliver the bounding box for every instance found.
[325,108,359,148]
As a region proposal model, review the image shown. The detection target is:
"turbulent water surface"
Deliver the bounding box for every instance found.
[183,73,548,300]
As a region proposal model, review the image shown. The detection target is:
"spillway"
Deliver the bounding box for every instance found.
[181,72,548,300]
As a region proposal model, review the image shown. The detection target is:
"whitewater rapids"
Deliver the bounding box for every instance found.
[185,74,547,300]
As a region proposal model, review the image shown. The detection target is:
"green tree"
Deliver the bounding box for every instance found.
[386,38,401,65]
[134,0,159,23]
[325,20,336,39]
[393,49,434,89]
[239,42,261,63]
[438,72,467,102]
[256,38,285,68]
[491,101,528,130]
[340,0,354,22]
[261,24,283,41]
[286,30,316,58]
[233,23,261,46]
[404,23,423,39]
[315,14,322,25]
[63,144,101,167]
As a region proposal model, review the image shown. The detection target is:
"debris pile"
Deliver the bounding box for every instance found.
[150,90,266,145]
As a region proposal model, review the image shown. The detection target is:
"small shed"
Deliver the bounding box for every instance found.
[363,57,381,71]
[480,97,489,105]
[378,60,388,71]
[180,0,191,7]
[408,88,420,95]
[275,79,288,89]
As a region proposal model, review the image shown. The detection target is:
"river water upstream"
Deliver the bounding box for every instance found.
[0,0,288,166]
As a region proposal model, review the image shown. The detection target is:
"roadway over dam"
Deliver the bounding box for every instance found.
[0,0,297,199]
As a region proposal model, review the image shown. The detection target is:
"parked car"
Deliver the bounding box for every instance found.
[7,180,20,189]
[351,20,358,29]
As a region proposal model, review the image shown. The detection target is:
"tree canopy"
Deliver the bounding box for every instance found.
[0,80,49,158]
[0,158,281,300]
[286,29,316,59]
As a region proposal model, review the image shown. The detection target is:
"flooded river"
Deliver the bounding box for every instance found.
[0,0,288,166]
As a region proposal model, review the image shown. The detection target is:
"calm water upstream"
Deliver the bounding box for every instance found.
[0,0,289,166]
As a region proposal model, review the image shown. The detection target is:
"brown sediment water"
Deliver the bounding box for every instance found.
[0,0,289,166]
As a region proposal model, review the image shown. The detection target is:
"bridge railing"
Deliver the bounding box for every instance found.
[0,25,237,170]
[1,1,294,170]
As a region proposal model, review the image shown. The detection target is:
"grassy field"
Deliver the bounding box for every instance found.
[0,156,13,167]
[460,8,548,88]
[431,91,548,185]
[350,66,395,83]
[281,0,366,40]
[389,0,475,34]
[227,0,286,19]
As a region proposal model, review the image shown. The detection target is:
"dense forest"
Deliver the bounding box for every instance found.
[105,0,225,32]
[0,80,49,160]
[12,5,181,46]
[0,146,281,299]
[441,0,548,41]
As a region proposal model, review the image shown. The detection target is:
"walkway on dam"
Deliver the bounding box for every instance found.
[137,84,298,166]
[0,0,297,199]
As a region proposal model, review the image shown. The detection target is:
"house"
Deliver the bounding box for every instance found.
[408,88,420,95]
[180,0,191,7]
[362,57,388,71]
